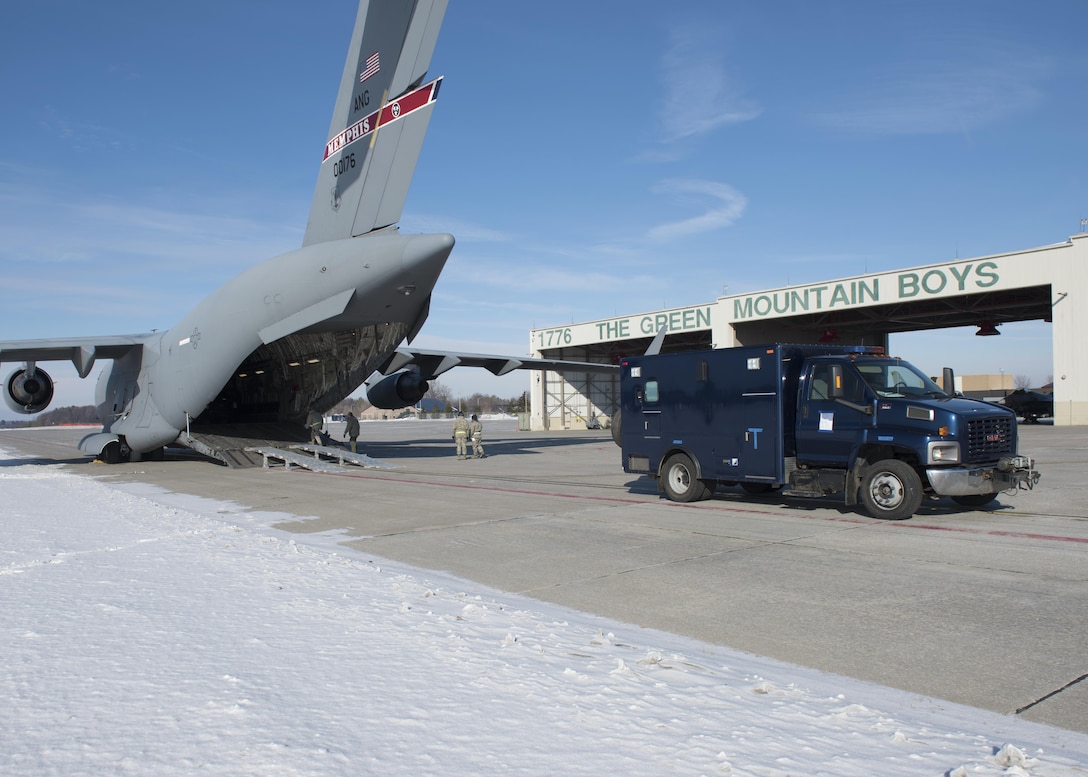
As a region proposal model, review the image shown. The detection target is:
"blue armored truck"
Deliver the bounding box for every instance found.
[617,344,1040,520]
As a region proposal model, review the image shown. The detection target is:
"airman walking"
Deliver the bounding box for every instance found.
[306,408,323,445]
[470,414,486,459]
[452,411,469,459]
[344,411,360,453]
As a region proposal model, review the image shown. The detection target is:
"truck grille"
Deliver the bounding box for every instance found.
[964,416,1014,461]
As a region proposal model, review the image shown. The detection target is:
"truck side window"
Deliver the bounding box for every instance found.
[810,364,862,402]
[645,381,659,403]
[810,365,830,400]
[840,368,863,401]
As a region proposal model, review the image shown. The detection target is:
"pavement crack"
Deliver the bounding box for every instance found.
[1014,672,1088,715]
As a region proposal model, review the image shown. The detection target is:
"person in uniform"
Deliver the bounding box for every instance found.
[344,411,360,453]
[306,408,323,445]
[469,414,486,459]
[452,411,469,459]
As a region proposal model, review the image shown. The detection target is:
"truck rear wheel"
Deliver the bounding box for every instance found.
[661,453,711,502]
[859,459,922,520]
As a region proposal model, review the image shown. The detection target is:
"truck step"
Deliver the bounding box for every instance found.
[781,488,827,498]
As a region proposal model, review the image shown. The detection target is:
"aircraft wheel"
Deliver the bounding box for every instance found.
[859,459,921,520]
[661,453,711,502]
[101,440,131,465]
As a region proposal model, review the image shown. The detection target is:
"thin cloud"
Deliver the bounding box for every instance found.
[450,258,652,295]
[812,42,1051,135]
[401,213,511,243]
[0,185,301,271]
[647,179,747,241]
[659,25,762,144]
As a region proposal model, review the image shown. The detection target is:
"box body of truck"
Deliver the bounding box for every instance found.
[618,344,1039,520]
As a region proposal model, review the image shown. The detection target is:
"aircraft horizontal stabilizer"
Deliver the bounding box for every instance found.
[258,289,355,345]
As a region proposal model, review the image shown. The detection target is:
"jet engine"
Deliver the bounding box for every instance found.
[5,366,55,414]
[366,370,429,409]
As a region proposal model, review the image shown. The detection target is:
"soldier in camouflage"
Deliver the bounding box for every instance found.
[470,414,486,459]
[452,411,469,459]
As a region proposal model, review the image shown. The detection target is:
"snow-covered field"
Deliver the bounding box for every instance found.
[3,448,1086,776]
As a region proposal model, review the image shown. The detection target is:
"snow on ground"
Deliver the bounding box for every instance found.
[2,448,1087,776]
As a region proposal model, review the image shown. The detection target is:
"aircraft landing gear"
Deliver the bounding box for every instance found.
[101,439,132,464]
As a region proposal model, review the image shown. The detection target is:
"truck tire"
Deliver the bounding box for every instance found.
[661,453,711,502]
[611,410,622,447]
[951,493,996,509]
[859,459,922,520]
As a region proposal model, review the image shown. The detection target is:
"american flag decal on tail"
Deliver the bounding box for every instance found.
[359,51,380,83]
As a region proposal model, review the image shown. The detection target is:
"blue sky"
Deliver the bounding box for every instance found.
[1,0,1084,417]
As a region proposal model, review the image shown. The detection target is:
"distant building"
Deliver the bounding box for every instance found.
[355,397,448,421]
[528,233,1087,428]
[958,374,1014,401]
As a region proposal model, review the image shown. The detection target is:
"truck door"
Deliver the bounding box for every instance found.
[637,378,661,439]
[796,362,872,466]
[738,391,780,479]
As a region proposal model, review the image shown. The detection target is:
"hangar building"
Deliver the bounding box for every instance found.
[527,233,1088,429]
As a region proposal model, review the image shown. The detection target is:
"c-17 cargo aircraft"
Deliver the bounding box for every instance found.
[0,0,615,466]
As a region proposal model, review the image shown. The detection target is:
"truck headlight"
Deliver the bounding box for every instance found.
[927,441,960,464]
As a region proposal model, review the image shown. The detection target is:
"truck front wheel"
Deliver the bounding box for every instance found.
[661,453,711,502]
[859,459,922,520]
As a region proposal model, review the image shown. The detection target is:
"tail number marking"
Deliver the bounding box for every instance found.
[332,154,356,177]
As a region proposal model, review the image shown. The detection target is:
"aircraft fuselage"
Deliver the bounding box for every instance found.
[97,229,454,452]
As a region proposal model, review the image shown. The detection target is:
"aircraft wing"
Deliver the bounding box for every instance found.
[379,347,619,379]
[0,335,148,378]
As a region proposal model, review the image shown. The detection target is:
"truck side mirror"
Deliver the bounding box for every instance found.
[828,365,845,399]
[942,367,955,395]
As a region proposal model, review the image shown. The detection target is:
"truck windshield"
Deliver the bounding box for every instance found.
[854,359,948,399]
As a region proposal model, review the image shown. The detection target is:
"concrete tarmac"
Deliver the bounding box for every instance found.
[2,420,1086,735]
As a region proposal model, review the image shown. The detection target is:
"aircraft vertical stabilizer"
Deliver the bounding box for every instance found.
[303,0,448,247]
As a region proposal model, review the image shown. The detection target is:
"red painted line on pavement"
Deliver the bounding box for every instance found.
[889,521,1088,544]
[4,435,1084,545]
[321,468,656,506]
[314,469,1088,544]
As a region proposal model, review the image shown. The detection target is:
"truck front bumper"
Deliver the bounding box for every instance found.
[926,456,1040,496]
